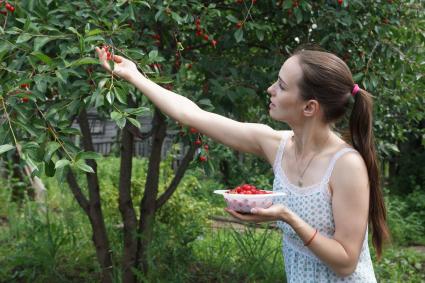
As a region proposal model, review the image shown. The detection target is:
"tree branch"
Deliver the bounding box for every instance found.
[66,169,90,214]
[155,145,196,209]
[127,123,154,140]
[136,107,167,273]
[118,97,138,283]
[77,108,101,203]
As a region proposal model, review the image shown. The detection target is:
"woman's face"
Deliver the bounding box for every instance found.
[267,56,305,125]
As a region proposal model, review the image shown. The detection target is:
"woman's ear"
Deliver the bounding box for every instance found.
[303,99,320,117]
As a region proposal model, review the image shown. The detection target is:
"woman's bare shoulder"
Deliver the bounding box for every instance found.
[260,128,293,166]
[331,149,369,194]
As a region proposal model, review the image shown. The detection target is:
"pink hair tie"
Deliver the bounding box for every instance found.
[352,84,360,96]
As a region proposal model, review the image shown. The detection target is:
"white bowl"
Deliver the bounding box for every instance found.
[214,190,286,213]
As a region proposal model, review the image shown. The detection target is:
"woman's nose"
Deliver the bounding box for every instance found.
[267,83,275,96]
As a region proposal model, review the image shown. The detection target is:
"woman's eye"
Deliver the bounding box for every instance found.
[279,84,285,90]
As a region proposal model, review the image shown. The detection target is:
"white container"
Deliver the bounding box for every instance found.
[214,190,286,213]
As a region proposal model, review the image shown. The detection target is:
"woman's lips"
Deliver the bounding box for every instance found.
[269,103,275,108]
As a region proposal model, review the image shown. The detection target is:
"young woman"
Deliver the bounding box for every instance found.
[96,46,389,282]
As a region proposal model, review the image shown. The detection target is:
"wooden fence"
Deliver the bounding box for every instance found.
[73,111,188,170]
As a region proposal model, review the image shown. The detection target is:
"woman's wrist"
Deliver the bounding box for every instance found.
[280,207,295,224]
[127,70,144,84]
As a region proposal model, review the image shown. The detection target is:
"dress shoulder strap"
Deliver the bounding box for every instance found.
[321,147,357,185]
[273,134,290,173]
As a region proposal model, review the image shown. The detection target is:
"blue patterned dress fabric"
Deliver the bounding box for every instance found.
[272,135,377,282]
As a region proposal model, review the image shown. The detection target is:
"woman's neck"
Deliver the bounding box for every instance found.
[291,121,333,157]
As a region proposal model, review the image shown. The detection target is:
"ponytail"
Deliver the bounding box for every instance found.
[349,89,390,259]
[293,49,390,258]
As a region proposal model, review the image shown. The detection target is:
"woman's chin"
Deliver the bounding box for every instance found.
[269,112,289,124]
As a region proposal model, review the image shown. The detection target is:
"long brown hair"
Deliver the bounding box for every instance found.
[293,49,390,258]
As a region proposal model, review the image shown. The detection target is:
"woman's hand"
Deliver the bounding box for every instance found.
[95,46,139,81]
[225,204,292,223]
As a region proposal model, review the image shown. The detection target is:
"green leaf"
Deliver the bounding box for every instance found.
[387,143,399,153]
[55,166,68,184]
[98,78,109,89]
[79,35,85,53]
[95,92,105,108]
[25,157,39,176]
[30,51,53,65]
[171,12,183,24]
[353,72,364,82]
[34,75,47,93]
[85,29,103,36]
[234,29,244,43]
[34,36,53,51]
[226,15,239,23]
[283,0,292,9]
[67,27,81,37]
[16,33,33,44]
[44,141,61,162]
[129,4,136,21]
[256,29,264,41]
[154,8,164,22]
[294,8,303,24]
[127,117,141,129]
[111,111,123,120]
[75,160,94,173]
[198,98,214,108]
[84,35,105,43]
[75,151,102,161]
[15,120,38,136]
[124,107,149,116]
[45,160,56,177]
[116,118,126,129]
[55,159,71,169]
[55,70,67,83]
[67,57,98,67]
[106,91,114,104]
[0,144,15,155]
[139,1,151,8]
[320,35,331,46]
[114,87,127,104]
[21,142,39,151]
[149,50,158,61]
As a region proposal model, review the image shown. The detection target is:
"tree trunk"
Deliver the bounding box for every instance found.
[77,109,113,283]
[136,108,167,275]
[117,100,138,283]
[10,151,26,202]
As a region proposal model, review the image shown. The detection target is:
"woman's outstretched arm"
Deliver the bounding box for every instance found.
[95,47,281,161]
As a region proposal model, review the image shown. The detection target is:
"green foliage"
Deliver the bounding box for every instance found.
[190,227,285,283]
[0,179,100,282]
[388,145,425,195]
[374,247,425,283]
[386,188,425,246]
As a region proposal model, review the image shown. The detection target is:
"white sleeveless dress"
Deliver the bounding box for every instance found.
[272,135,377,282]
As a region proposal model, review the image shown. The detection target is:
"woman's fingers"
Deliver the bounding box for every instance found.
[112,54,123,63]
[225,208,259,222]
[95,47,125,72]
[95,47,106,62]
[95,47,112,72]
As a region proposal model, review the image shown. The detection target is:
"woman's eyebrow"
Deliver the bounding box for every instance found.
[278,76,288,87]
